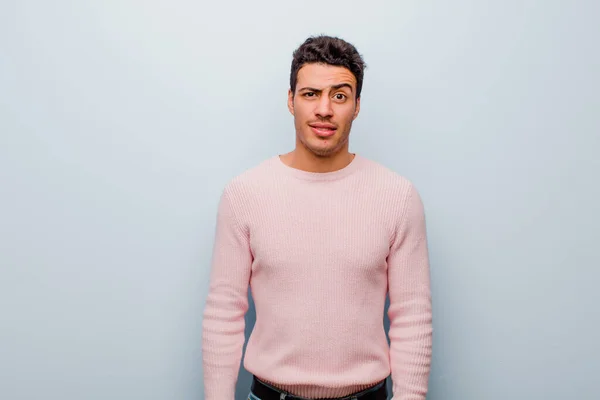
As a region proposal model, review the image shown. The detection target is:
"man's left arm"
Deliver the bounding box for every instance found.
[387,183,433,400]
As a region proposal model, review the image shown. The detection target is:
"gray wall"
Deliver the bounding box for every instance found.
[1,1,598,399]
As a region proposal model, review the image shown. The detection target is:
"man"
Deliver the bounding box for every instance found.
[202,35,432,400]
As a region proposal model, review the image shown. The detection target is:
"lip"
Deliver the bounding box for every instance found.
[309,123,337,137]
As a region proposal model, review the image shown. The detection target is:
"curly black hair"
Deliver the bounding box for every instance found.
[290,35,366,99]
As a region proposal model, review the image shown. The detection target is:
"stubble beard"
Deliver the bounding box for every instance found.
[297,123,352,158]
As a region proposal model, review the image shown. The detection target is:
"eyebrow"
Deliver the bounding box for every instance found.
[298,83,354,93]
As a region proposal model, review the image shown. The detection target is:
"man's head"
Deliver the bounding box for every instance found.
[287,35,366,158]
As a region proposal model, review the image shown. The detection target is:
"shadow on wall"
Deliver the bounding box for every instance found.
[235,291,393,400]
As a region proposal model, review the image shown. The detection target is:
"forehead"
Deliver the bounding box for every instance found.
[296,63,356,89]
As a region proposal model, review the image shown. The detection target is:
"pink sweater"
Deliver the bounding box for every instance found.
[202,155,432,400]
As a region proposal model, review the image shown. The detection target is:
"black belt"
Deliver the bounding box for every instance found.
[250,376,388,400]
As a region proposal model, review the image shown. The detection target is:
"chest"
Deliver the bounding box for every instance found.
[247,190,394,278]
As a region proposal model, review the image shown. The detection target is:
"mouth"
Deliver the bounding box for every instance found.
[309,123,337,138]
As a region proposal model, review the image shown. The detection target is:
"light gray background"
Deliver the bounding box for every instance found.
[1,1,599,399]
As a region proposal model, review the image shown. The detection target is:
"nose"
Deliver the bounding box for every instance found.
[315,96,333,118]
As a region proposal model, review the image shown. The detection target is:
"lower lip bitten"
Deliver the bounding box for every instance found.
[311,127,336,137]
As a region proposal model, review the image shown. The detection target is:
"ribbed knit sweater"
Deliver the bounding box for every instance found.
[202,154,432,400]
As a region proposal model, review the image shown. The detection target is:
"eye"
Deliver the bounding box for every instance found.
[334,93,347,101]
[303,92,316,97]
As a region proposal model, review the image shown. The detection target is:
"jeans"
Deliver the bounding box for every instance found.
[247,381,388,400]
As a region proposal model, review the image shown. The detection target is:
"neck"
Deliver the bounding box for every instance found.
[281,146,355,173]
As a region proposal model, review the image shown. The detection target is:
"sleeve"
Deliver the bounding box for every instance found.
[202,187,253,400]
[386,184,433,400]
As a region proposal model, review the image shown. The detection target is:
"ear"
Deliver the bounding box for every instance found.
[353,96,361,120]
[287,89,295,115]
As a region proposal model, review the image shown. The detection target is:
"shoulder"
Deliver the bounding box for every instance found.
[220,156,279,200]
[358,155,419,197]
[357,156,427,226]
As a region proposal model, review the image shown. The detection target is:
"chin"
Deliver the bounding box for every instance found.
[308,143,340,157]
[299,132,345,156]
[310,148,335,157]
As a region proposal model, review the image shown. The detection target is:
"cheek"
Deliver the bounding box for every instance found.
[294,106,311,122]
[339,107,357,123]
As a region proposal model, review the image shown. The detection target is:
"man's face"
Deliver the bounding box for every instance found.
[288,63,360,157]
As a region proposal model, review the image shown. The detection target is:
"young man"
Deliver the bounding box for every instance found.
[202,35,432,400]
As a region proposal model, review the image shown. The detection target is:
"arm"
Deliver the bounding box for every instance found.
[202,187,253,400]
[387,184,433,400]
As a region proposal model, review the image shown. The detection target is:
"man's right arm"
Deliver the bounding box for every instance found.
[202,187,253,400]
